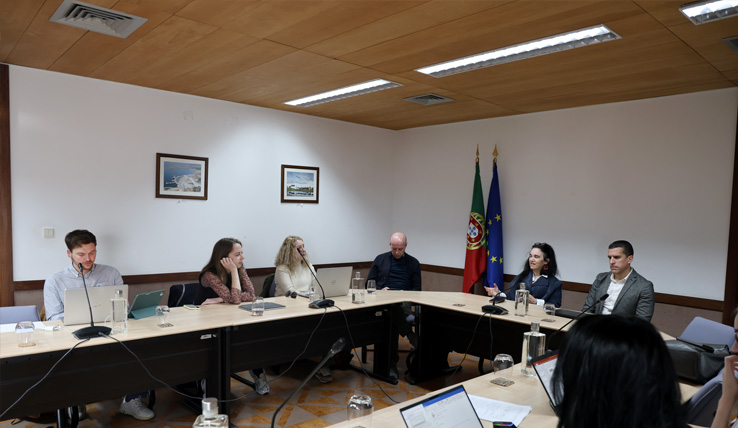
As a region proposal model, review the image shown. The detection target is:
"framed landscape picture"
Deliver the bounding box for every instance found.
[156,153,208,200]
[281,165,319,203]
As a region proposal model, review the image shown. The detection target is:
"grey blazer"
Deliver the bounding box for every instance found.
[583,268,655,321]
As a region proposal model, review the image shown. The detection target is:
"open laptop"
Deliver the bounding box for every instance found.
[316,266,353,298]
[532,350,561,416]
[63,285,128,326]
[128,289,165,319]
[400,385,484,428]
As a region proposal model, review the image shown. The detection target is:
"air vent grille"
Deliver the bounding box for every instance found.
[723,36,738,54]
[404,93,455,106]
[50,0,148,38]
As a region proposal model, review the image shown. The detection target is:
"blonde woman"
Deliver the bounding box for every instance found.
[274,236,318,297]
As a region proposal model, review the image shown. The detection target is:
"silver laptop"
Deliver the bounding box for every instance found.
[400,385,484,428]
[532,350,561,416]
[63,285,128,325]
[316,266,353,298]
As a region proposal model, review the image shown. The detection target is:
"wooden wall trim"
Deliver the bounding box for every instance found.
[723,108,738,323]
[0,64,12,307]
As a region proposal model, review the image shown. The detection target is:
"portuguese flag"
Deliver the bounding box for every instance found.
[463,152,487,293]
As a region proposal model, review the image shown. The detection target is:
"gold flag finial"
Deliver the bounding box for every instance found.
[493,144,498,164]
[476,144,480,163]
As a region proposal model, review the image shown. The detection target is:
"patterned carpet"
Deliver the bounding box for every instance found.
[1,342,483,428]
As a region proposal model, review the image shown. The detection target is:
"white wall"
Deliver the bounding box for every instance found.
[10,66,396,279]
[9,65,738,301]
[395,89,738,300]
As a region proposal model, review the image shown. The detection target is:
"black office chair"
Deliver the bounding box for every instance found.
[259,273,275,298]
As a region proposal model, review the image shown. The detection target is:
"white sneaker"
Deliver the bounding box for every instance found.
[120,397,155,420]
[254,372,270,395]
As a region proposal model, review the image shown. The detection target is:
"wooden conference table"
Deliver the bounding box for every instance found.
[0,291,571,424]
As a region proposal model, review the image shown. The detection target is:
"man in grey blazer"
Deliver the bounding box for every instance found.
[583,240,655,321]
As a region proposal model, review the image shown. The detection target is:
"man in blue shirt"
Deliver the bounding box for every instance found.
[367,232,421,380]
[43,230,155,421]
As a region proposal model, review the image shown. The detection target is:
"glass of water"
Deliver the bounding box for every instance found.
[493,353,514,379]
[542,303,556,322]
[252,297,265,316]
[366,280,376,295]
[156,305,171,327]
[15,321,35,347]
[347,394,373,428]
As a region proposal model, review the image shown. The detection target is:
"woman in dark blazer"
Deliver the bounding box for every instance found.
[485,242,562,307]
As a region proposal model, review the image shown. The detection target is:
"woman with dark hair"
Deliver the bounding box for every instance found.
[195,238,269,395]
[485,242,562,307]
[711,308,738,428]
[552,315,689,428]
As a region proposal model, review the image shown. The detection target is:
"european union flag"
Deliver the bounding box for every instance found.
[485,158,503,289]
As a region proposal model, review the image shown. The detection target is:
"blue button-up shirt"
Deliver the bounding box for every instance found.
[43,263,124,321]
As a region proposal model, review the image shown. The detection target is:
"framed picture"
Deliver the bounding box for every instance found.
[281,164,319,203]
[156,153,208,200]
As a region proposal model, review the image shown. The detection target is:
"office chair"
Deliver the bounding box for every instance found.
[259,273,275,298]
[680,316,736,348]
[0,305,40,324]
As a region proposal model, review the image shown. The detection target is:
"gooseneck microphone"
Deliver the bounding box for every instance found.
[547,293,609,349]
[297,248,334,309]
[481,283,517,315]
[73,262,112,340]
[271,338,346,428]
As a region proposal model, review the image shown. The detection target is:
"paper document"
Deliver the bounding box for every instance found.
[469,394,532,427]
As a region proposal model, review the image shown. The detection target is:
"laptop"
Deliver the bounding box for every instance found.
[532,350,561,415]
[128,289,165,319]
[400,385,484,428]
[316,266,353,298]
[63,285,128,326]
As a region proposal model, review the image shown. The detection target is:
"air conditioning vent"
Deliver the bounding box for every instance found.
[50,0,148,39]
[723,36,738,54]
[404,93,454,106]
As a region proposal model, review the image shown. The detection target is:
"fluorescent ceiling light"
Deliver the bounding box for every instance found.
[680,0,738,24]
[416,25,621,78]
[285,79,403,107]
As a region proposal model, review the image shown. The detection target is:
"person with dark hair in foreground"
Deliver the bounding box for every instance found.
[552,315,689,428]
[583,240,655,321]
[485,242,562,307]
[711,308,738,428]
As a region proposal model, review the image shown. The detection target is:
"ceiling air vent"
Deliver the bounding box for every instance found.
[404,93,454,106]
[50,0,148,39]
[724,36,738,54]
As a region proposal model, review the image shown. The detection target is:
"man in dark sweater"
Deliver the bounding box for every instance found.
[367,232,421,380]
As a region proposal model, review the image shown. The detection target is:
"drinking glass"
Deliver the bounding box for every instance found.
[156,305,171,327]
[542,303,556,322]
[493,353,514,379]
[252,297,265,316]
[366,280,376,295]
[347,394,373,428]
[16,321,36,347]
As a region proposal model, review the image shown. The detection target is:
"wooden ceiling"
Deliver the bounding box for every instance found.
[1,0,737,130]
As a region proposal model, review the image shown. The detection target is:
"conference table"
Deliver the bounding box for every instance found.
[0,291,578,426]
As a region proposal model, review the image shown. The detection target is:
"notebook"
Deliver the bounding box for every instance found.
[532,350,561,415]
[554,308,593,320]
[63,285,128,326]
[128,289,165,319]
[399,385,484,428]
[316,266,353,298]
[239,302,286,311]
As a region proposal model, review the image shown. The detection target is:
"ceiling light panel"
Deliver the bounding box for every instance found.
[416,25,621,78]
[680,0,738,25]
[285,79,403,107]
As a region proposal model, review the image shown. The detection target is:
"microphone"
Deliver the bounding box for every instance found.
[271,338,346,428]
[481,282,517,315]
[297,248,334,309]
[72,262,112,340]
[547,293,609,349]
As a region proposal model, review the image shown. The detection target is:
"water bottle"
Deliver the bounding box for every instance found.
[514,282,529,317]
[308,285,317,303]
[351,272,365,304]
[111,289,128,334]
[347,394,373,428]
[521,321,546,376]
[193,397,228,427]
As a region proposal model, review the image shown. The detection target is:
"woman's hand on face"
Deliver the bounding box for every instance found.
[220,257,238,274]
[722,354,738,402]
